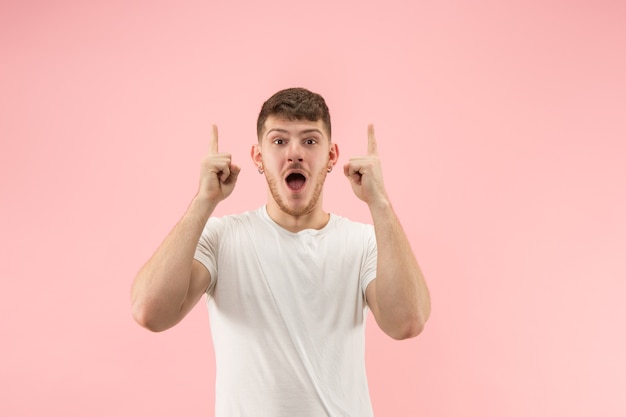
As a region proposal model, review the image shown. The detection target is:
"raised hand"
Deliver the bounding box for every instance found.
[343,124,389,205]
[198,124,240,202]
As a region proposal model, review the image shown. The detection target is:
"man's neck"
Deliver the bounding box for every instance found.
[265,203,330,233]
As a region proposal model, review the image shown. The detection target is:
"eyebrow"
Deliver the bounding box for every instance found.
[266,128,324,136]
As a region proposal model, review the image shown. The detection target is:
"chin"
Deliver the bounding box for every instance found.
[279,202,314,217]
[274,192,318,217]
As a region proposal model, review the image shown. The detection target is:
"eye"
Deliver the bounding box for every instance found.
[273,138,285,145]
[304,138,317,145]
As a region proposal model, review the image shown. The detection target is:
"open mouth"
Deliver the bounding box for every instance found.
[285,173,306,191]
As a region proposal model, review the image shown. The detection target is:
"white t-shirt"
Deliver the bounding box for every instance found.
[194,206,377,417]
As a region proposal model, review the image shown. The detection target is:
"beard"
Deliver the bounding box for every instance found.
[265,167,328,218]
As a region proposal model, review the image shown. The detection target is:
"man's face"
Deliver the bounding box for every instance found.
[252,116,338,218]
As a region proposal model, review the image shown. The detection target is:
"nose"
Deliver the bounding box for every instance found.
[287,141,303,162]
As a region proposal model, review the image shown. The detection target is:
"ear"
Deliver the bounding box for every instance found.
[251,144,262,166]
[329,143,339,166]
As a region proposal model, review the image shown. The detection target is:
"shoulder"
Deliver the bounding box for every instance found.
[329,213,374,234]
[201,207,270,241]
[326,214,376,249]
[206,207,265,227]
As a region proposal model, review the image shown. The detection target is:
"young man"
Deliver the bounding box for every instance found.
[131,88,431,416]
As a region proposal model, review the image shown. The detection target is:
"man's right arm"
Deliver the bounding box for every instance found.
[131,196,214,332]
[130,125,239,332]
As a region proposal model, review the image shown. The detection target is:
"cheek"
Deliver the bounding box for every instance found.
[266,155,281,167]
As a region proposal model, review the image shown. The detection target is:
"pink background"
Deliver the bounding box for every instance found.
[1,1,625,416]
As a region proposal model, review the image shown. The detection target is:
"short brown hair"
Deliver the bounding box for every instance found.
[257,87,331,139]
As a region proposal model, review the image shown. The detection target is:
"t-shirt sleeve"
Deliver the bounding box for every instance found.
[194,217,223,295]
[360,224,377,299]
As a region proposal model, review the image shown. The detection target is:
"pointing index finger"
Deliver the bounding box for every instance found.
[367,124,377,155]
[209,124,219,154]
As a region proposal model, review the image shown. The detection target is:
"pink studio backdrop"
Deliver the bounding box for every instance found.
[1,1,625,416]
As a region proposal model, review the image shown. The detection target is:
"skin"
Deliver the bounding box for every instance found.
[131,119,430,339]
[251,116,339,232]
[344,125,431,339]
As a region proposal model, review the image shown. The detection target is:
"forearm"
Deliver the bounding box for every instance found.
[370,200,431,338]
[131,195,216,331]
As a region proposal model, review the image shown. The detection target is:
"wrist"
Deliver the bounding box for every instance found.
[188,194,219,220]
[367,197,392,213]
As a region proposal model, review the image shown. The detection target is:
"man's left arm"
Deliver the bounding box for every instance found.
[344,125,431,340]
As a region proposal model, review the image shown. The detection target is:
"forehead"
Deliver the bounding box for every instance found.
[262,116,328,138]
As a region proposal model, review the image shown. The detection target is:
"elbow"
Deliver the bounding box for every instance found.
[132,300,171,333]
[388,319,426,340]
[385,309,430,340]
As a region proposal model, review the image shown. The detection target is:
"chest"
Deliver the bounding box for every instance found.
[211,226,368,329]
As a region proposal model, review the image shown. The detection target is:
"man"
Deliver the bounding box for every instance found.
[131,87,431,416]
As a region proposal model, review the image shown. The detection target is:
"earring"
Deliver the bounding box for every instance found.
[258,166,264,174]
[327,166,333,173]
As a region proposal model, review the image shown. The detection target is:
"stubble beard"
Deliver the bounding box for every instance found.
[265,168,328,218]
